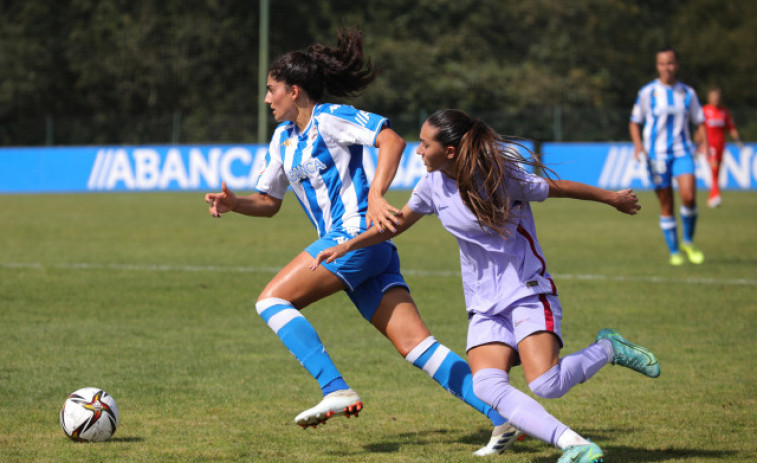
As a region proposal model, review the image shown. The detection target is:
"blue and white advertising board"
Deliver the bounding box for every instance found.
[0,144,429,194]
[0,141,753,193]
[540,143,757,190]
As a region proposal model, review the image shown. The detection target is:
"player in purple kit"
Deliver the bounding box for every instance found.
[313,109,661,463]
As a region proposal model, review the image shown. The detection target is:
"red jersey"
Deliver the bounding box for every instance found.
[703,104,735,152]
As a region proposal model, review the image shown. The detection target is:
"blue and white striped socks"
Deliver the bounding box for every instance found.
[256,297,348,396]
[659,215,679,253]
[680,205,698,244]
[405,336,506,426]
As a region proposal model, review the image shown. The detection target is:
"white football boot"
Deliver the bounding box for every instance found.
[295,389,363,428]
[473,422,524,456]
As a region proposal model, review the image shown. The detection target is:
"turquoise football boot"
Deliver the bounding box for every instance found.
[596,329,660,378]
[557,442,604,463]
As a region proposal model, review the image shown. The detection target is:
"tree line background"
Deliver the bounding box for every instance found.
[1,0,755,146]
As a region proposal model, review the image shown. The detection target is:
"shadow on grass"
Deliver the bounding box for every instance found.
[529,446,738,463]
[359,428,535,455]
[358,427,626,456]
[106,436,145,443]
[357,429,454,454]
[459,429,742,462]
[336,427,742,461]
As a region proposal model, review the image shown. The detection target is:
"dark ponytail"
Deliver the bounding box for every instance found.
[269,27,376,101]
[426,109,544,236]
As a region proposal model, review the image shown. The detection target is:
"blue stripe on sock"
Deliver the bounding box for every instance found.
[411,342,439,368]
[411,341,507,427]
[258,301,346,394]
[322,377,349,396]
[659,216,679,253]
[680,206,697,243]
[259,304,288,324]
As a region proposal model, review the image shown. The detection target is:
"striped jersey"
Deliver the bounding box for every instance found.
[256,103,388,237]
[630,79,705,159]
[408,167,555,315]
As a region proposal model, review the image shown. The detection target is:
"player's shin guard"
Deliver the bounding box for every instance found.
[256,297,347,395]
[659,215,679,253]
[528,341,611,399]
[405,336,506,426]
[473,368,568,447]
[680,205,698,243]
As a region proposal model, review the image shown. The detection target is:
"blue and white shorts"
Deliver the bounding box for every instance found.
[305,230,409,322]
[466,293,563,354]
[646,154,696,189]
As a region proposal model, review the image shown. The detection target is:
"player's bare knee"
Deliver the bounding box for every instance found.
[394,334,433,358]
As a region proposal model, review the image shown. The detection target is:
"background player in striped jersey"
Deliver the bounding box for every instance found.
[702,86,744,207]
[205,29,520,455]
[629,47,709,266]
[313,109,660,463]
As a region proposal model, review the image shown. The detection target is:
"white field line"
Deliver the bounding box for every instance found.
[2,262,756,286]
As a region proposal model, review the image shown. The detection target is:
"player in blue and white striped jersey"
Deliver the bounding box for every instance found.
[258,102,386,238]
[205,28,519,456]
[629,47,709,266]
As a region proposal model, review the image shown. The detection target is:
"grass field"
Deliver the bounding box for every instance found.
[1,189,756,463]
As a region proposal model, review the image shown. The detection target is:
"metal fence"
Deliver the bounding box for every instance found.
[4,106,756,147]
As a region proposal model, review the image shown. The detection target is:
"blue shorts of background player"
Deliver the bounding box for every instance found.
[305,231,407,321]
[646,154,696,189]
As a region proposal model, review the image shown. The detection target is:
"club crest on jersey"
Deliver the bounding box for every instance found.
[287,158,327,183]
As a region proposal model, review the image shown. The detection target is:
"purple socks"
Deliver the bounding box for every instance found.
[471,341,612,446]
[528,341,611,399]
[473,368,568,446]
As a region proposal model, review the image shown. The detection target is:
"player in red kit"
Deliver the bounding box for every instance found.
[702,86,743,207]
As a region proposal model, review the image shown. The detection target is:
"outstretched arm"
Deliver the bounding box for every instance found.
[546,179,641,215]
[367,127,406,232]
[205,181,282,218]
[311,204,424,268]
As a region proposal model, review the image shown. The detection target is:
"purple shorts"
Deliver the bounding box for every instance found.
[466,293,563,353]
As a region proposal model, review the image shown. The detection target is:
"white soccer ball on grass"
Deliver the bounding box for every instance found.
[60,387,119,442]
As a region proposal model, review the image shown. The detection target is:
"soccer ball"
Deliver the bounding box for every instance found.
[59,387,119,442]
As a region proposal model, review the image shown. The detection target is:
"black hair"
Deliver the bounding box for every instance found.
[657,46,678,60]
[269,27,376,101]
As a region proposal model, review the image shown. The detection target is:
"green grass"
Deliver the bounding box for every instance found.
[1,190,756,462]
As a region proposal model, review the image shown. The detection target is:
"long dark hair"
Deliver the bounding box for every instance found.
[269,27,376,101]
[426,109,546,236]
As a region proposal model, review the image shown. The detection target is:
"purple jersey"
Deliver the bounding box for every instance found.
[408,167,555,315]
